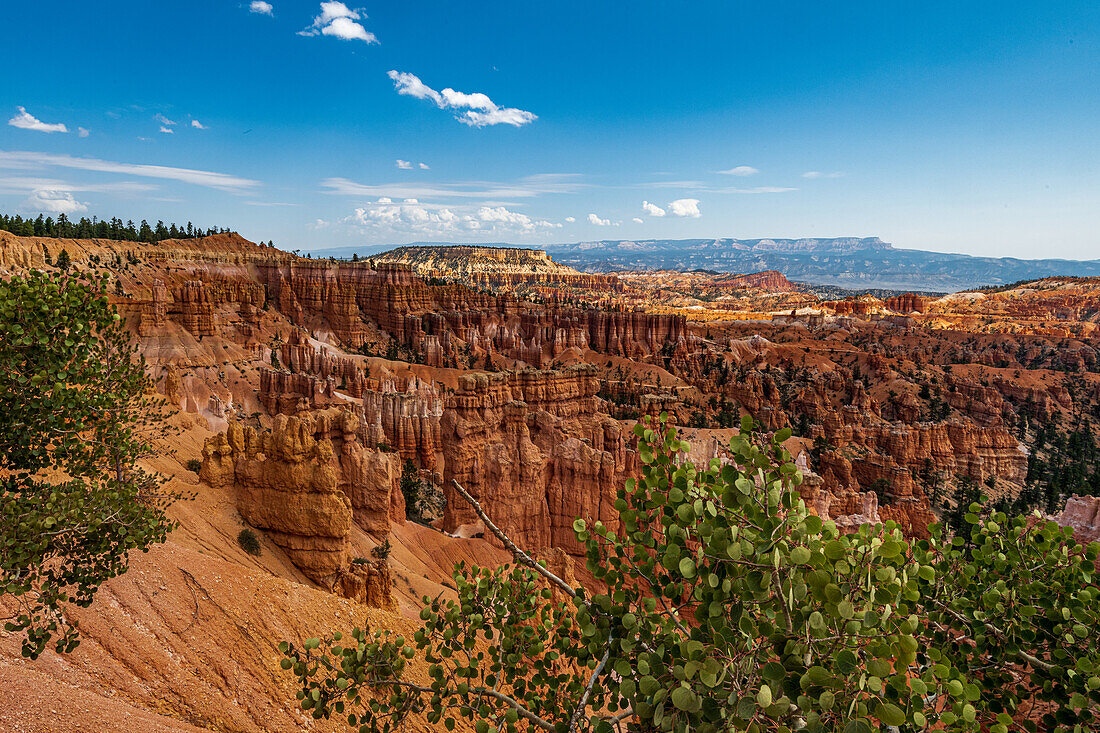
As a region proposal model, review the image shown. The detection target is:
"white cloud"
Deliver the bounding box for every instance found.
[440,88,495,110]
[632,217,644,224]
[802,171,844,179]
[458,107,537,127]
[19,189,88,215]
[718,165,758,177]
[347,199,556,236]
[154,113,176,127]
[396,159,413,169]
[668,198,701,217]
[477,205,533,228]
[301,2,377,43]
[418,162,430,170]
[564,216,575,223]
[159,126,174,134]
[0,150,261,193]
[191,119,207,129]
[387,70,536,127]
[250,1,273,15]
[588,213,611,226]
[642,200,666,217]
[77,127,90,138]
[388,70,443,105]
[8,107,68,134]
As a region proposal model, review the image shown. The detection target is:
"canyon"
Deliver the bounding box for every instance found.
[2,231,1098,730]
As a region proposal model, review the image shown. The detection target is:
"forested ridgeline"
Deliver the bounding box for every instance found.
[0,211,231,244]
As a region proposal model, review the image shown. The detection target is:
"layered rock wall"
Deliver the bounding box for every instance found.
[441,365,637,556]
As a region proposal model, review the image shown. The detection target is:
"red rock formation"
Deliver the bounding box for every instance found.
[827,296,883,316]
[885,293,932,313]
[199,408,401,607]
[713,270,796,291]
[441,365,637,556]
[1053,495,1100,544]
[265,332,445,470]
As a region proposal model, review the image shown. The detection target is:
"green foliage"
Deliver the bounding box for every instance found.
[371,539,392,560]
[54,248,71,271]
[281,415,1100,732]
[914,510,1100,732]
[0,211,227,242]
[0,270,179,659]
[237,528,262,557]
[185,458,203,474]
[400,459,422,521]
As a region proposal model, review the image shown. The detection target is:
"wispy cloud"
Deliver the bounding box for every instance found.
[159,126,174,134]
[638,180,796,195]
[0,176,158,196]
[321,173,584,200]
[388,70,536,127]
[715,186,797,194]
[300,2,377,43]
[8,107,68,134]
[191,119,207,129]
[718,165,758,176]
[250,1,273,15]
[77,127,90,138]
[418,162,430,170]
[632,217,644,224]
[0,150,261,193]
[154,113,176,127]
[802,171,844,179]
[396,159,413,170]
[564,216,575,223]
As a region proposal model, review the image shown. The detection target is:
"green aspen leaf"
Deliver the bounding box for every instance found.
[671,686,694,711]
[790,546,811,565]
[875,703,906,727]
[679,557,696,579]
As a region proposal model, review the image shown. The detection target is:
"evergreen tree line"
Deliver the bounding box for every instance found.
[1016,416,1100,513]
[0,211,230,243]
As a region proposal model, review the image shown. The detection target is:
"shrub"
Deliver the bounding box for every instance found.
[185,458,202,474]
[237,528,262,556]
[371,538,392,560]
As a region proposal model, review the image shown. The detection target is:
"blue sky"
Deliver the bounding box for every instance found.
[2,0,1098,258]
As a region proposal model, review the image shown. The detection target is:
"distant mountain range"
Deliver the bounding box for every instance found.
[305,237,1100,292]
[543,238,1100,291]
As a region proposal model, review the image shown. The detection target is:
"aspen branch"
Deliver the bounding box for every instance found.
[362,679,556,732]
[569,642,613,732]
[451,479,578,598]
